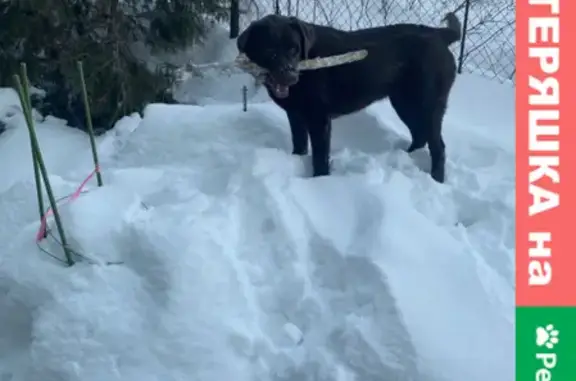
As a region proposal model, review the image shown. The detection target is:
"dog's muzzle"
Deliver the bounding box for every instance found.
[265,64,299,98]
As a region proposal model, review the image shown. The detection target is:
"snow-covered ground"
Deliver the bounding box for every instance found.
[0,26,514,381]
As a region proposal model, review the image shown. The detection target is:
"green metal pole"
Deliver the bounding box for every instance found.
[77,61,103,187]
[18,68,45,228]
[15,67,74,266]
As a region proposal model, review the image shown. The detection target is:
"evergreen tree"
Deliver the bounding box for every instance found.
[0,0,229,132]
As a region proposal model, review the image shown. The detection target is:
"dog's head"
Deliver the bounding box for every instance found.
[237,14,315,98]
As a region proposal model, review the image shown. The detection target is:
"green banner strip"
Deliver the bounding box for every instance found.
[516,307,576,381]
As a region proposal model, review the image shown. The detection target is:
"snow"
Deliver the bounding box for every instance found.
[0,26,514,381]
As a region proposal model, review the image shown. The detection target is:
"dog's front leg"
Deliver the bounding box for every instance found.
[308,115,332,177]
[287,111,309,155]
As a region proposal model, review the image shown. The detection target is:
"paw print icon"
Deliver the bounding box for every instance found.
[536,324,560,350]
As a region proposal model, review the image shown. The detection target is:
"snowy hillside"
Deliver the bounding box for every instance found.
[0,26,514,381]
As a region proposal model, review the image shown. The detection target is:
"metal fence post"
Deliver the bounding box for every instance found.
[230,0,240,38]
[457,0,472,74]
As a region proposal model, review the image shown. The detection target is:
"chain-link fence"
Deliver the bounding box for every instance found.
[237,0,515,84]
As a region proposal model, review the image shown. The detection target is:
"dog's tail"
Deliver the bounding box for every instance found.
[438,12,462,46]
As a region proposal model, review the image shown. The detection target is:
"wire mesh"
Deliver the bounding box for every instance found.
[238,0,515,84]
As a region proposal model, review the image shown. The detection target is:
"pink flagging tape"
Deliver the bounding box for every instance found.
[36,166,100,242]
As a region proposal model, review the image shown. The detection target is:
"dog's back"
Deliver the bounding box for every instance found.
[372,12,462,46]
[305,12,461,56]
[292,13,461,118]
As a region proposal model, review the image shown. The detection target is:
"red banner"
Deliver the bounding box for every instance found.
[516,0,576,307]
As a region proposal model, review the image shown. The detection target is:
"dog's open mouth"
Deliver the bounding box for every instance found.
[265,76,291,98]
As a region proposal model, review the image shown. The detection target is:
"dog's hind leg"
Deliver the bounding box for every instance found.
[389,89,448,183]
[426,100,448,183]
[287,111,310,155]
[419,73,451,184]
[389,92,428,153]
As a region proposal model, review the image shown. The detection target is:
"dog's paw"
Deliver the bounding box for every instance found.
[431,167,445,183]
[312,165,331,177]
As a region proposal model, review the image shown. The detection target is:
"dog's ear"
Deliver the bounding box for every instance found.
[237,24,251,52]
[289,17,315,59]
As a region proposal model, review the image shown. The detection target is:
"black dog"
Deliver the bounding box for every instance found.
[237,13,461,183]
